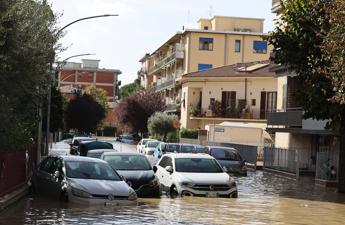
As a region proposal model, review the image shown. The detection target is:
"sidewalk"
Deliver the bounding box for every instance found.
[0,186,28,211]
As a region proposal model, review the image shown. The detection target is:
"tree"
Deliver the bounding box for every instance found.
[115,90,166,134]
[119,78,140,98]
[0,0,59,150]
[267,0,345,192]
[148,112,178,141]
[84,85,108,110]
[65,94,105,133]
[43,87,65,132]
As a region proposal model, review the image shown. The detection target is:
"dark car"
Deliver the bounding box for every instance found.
[207,146,247,176]
[101,152,161,197]
[79,141,113,156]
[179,144,196,153]
[154,143,181,158]
[69,137,96,155]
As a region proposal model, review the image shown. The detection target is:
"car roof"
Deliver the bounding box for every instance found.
[164,153,213,159]
[180,143,195,146]
[87,149,114,153]
[102,151,145,157]
[207,146,237,150]
[147,140,159,143]
[60,155,107,163]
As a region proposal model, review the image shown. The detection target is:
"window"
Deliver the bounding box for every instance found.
[198,64,213,71]
[221,91,236,115]
[175,158,223,173]
[159,156,172,168]
[251,99,256,106]
[210,148,242,161]
[203,26,209,30]
[199,37,213,50]
[253,41,268,54]
[235,40,241,52]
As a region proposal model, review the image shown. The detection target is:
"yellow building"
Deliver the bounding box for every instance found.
[180,61,277,129]
[138,16,272,113]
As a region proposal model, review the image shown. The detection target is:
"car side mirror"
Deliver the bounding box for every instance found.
[165,166,173,174]
[222,166,229,173]
[153,166,157,173]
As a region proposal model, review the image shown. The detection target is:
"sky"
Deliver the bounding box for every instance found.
[51,0,276,85]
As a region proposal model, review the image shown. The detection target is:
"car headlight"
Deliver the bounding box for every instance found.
[71,187,92,198]
[180,182,194,188]
[128,189,137,201]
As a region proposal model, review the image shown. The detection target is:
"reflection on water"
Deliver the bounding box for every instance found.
[1,171,345,225]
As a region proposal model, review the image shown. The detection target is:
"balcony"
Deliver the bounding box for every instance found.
[150,44,184,74]
[152,77,175,92]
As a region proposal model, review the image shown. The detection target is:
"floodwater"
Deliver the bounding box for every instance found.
[1,141,345,225]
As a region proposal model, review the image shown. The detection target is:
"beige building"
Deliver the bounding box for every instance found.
[180,61,277,129]
[138,16,272,113]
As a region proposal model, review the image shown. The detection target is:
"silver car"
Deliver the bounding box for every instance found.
[32,156,137,205]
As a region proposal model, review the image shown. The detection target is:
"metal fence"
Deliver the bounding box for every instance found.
[315,151,337,181]
[264,147,298,174]
[205,141,258,166]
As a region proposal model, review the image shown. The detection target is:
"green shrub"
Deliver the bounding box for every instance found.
[180,128,198,139]
[166,131,179,142]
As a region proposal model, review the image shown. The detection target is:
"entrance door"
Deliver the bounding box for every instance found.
[260,91,277,119]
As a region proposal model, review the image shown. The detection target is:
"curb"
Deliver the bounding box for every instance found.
[0,186,28,211]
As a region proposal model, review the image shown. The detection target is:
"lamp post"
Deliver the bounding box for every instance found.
[43,14,118,156]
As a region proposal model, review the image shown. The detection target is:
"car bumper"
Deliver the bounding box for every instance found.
[177,186,238,198]
[67,193,138,206]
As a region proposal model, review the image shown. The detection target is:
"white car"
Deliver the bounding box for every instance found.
[153,153,238,198]
[143,141,160,155]
[137,138,157,153]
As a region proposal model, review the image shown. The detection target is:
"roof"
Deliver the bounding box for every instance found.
[165,153,213,159]
[197,15,265,22]
[183,61,275,79]
[183,29,268,37]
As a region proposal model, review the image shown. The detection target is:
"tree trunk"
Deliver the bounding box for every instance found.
[338,121,345,193]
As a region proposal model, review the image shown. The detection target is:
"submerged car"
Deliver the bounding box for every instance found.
[137,138,157,153]
[69,137,96,155]
[207,146,247,176]
[79,141,113,156]
[154,153,238,198]
[143,141,160,155]
[86,149,115,158]
[32,155,137,205]
[101,152,160,197]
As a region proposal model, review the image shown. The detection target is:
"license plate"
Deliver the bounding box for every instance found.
[206,192,217,197]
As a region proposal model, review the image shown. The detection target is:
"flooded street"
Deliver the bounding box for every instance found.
[1,142,345,225]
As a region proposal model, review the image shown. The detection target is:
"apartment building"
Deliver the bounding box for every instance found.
[138,16,272,114]
[265,0,338,185]
[58,59,121,103]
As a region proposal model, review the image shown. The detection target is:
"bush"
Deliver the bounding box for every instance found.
[188,105,200,116]
[147,112,178,141]
[180,128,198,139]
[166,131,179,142]
[103,126,117,136]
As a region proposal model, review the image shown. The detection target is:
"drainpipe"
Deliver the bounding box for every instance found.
[245,78,248,105]
[241,35,245,63]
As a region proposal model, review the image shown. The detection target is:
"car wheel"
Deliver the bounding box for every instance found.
[230,192,238,198]
[169,185,179,198]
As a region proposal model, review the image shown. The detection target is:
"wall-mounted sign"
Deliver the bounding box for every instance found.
[214,127,225,132]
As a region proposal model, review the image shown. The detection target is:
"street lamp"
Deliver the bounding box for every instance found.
[43,14,119,156]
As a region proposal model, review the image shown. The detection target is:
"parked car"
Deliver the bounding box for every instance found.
[137,138,157,153]
[79,141,113,156]
[153,143,180,158]
[179,144,196,153]
[153,153,238,198]
[118,134,134,144]
[69,137,96,155]
[31,155,137,205]
[101,152,160,197]
[143,141,160,155]
[194,145,209,154]
[86,149,115,158]
[207,146,247,176]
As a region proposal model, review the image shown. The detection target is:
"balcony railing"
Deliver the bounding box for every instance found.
[150,44,184,74]
[152,78,175,92]
[267,110,303,127]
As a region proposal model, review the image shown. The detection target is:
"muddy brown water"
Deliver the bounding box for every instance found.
[1,171,345,225]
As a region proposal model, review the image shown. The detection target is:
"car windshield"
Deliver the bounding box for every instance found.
[211,148,242,161]
[180,145,195,153]
[87,152,104,158]
[65,161,121,181]
[175,158,223,173]
[147,142,159,147]
[166,144,179,152]
[142,140,151,145]
[103,155,152,170]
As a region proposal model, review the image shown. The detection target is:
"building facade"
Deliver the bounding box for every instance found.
[138,16,272,114]
[58,59,121,103]
[180,61,277,129]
